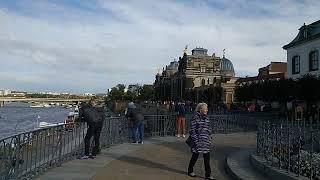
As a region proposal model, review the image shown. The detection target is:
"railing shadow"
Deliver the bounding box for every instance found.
[102,152,187,176]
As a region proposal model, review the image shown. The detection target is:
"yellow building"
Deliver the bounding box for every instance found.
[154,47,236,106]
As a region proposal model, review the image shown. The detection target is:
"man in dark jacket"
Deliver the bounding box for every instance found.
[79,100,105,159]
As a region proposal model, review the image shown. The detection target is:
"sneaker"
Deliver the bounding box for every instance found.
[79,155,89,160]
[182,134,186,138]
[205,176,216,180]
[188,172,196,177]
[177,134,180,138]
[89,155,95,159]
[131,141,138,144]
[138,141,144,144]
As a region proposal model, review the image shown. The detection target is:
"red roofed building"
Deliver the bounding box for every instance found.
[237,62,287,86]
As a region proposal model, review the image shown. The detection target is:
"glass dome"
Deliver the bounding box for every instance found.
[220,57,235,75]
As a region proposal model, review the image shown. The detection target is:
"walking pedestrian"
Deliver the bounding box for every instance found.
[187,103,215,180]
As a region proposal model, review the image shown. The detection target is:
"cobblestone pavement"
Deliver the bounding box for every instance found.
[93,133,257,180]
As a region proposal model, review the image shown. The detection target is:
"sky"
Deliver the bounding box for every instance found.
[0,0,319,93]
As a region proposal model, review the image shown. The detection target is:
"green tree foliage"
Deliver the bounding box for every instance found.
[297,74,320,104]
[138,85,155,101]
[107,84,155,101]
[108,84,126,100]
[235,75,320,105]
[235,84,251,103]
[207,85,223,104]
[25,93,83,99]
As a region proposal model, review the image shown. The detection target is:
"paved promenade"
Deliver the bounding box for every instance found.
[38,133,257,180]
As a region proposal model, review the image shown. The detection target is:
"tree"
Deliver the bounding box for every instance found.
[123,90,136,101]
[138,85,155,101]
[235,84,252,104]
[296,74,320,117]
[108,84,126,100]
[116,84,126,93]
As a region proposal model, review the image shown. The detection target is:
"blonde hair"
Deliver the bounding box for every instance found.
[195,103,208,112]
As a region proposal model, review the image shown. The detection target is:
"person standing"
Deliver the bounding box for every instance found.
[175,102,186,138]
[79,100,105,159]
[126,102,144,144]
[187,103,215,180]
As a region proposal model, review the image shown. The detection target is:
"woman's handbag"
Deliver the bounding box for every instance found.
[186,135,194,147]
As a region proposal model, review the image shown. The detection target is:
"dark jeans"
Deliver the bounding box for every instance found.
[84,124,102,156]
[130,121,144,142]
[137,122,144,142]
[130,121,138,142]
[188,152,211,177]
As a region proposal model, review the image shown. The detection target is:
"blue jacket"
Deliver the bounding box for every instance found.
[176,104,186,117]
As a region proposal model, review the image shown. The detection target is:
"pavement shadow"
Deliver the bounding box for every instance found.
[156,143,244,180]
[104,153,187,176]
[147,137,189,153]
[145,137,253,180]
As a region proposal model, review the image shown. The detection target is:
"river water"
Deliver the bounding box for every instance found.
[0,102,71,139]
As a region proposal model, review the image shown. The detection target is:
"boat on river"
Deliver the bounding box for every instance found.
[30,103,51,108]
[30,104,44,108]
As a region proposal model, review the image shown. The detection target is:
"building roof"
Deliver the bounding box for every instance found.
[283,20,320,50]
[166,61,179,70]
[191,47,208,56]
[258,62,287,74]
[236,73,285,84]
[220,56,235,74]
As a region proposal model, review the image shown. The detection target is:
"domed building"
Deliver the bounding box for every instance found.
[220,55,235,78]
[154,47,237,106]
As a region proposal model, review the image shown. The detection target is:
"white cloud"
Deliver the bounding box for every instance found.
[0,0,319,93]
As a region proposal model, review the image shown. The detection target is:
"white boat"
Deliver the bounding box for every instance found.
[43,104,51,108]
[38,121,64,128]
[30,105,44,108]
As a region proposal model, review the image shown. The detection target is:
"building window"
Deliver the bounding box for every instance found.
[200,67,206,73]
[201,79,206,86]
[309,50,319,71]
[292,55,300,74]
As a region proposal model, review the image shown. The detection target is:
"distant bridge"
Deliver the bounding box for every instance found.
[0,98,90,102]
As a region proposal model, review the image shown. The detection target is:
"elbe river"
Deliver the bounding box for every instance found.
[0,102,71,139]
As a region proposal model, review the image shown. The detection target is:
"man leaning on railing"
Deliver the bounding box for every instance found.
[125,102,144,144]
[78,99,105,159]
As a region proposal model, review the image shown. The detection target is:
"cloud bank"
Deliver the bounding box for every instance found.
[0,0,319,93]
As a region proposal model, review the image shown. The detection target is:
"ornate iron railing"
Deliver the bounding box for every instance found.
[257,119,320,179]
[0,111,261,180]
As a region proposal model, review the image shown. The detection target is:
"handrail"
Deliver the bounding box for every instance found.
[0,112,266,180]
[257,118,320,179]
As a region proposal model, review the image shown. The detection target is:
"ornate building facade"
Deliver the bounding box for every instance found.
[154,47,236,106]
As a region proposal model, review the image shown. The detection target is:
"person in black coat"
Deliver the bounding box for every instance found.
[79,100,105,159]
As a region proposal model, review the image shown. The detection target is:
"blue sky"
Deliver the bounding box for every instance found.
[0,0,319,93]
